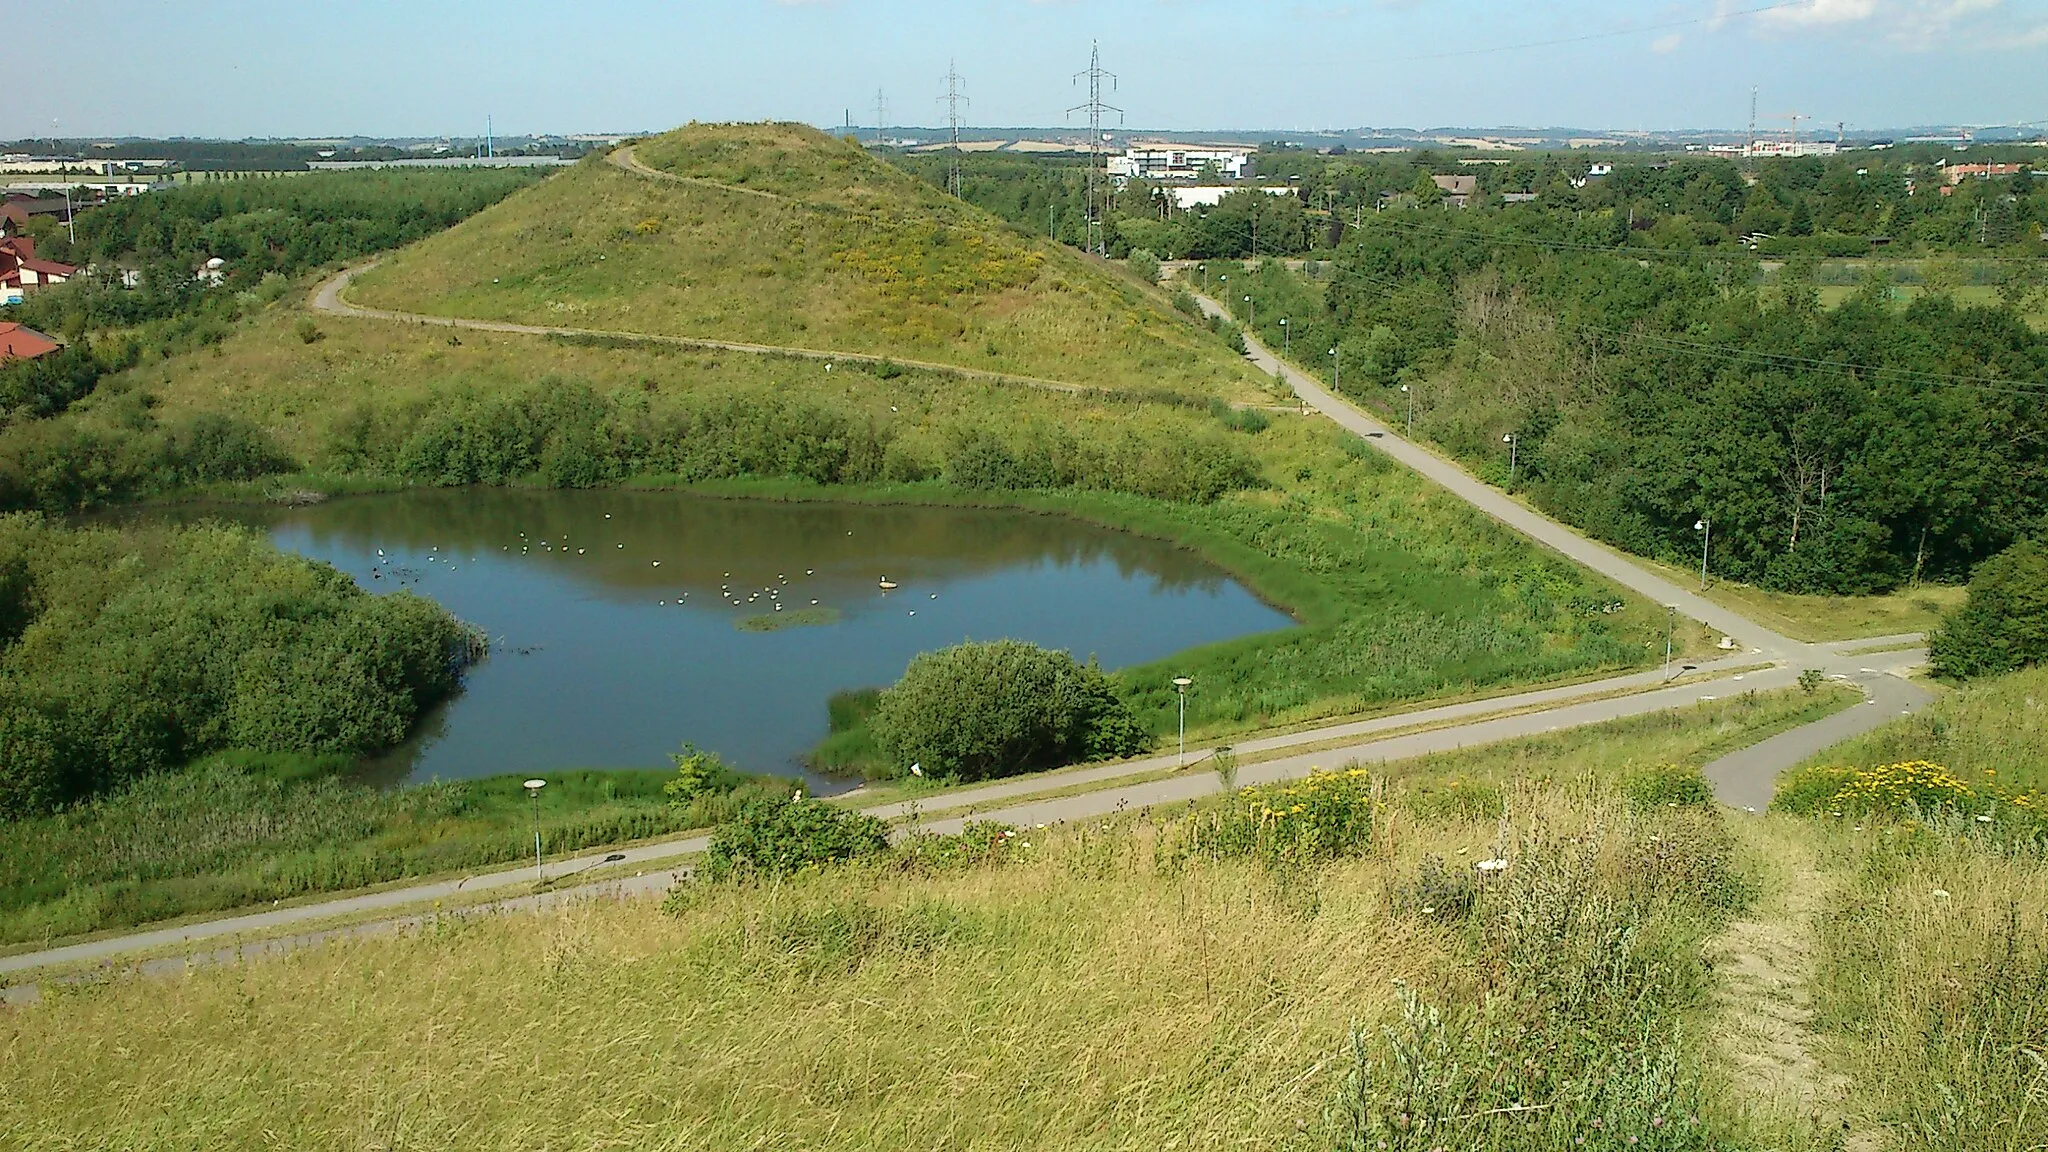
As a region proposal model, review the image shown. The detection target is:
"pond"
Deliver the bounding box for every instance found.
[136,490,1294,789]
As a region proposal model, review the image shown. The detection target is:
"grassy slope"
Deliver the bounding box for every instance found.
[4,692,1839,1149]
[349,123,1268,400]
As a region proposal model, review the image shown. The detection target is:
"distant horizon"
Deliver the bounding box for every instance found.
[9,1,2043,142]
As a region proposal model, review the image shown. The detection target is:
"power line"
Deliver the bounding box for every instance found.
[1068,40,1122,256]
[939,60,970,199]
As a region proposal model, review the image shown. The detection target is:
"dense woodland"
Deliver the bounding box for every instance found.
[894,144,2048,264]
[1220,219,2048,593]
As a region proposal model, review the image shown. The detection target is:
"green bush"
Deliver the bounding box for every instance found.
[1623,763,1716,810]
[0,514,479,817]
[1930,539,2048,679]
[697,796,891,881]
[868,640,1151,782]
[1127,249,1161,284]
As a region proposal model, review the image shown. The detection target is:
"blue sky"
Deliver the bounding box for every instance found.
[10,1,2046,139]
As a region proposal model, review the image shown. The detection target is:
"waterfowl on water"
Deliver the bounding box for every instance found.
[878,577,898,590]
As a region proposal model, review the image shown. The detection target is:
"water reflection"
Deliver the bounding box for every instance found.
[125,490,1295,789]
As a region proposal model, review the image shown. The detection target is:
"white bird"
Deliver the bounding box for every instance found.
[805,569,814,575]
[909,610,917,617]
[605,513,612,519]
[652,561,661,567]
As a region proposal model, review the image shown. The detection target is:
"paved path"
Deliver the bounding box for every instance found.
[6,657,1879,1001]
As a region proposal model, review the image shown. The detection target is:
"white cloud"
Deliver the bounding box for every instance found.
[1756,0,1879,27]
[1729,0,2023,47]
[1651,32,1685,52]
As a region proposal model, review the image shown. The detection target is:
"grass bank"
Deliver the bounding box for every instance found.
[1790,663,2048,790]
[0,753,785,950]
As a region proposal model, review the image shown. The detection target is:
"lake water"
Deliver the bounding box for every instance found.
[140,490,1294,789]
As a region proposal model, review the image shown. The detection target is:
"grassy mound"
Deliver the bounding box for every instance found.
[348,122,1266,400]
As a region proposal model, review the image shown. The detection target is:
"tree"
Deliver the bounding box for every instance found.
[869,640,1149,781]
[1411,169,1443,207]
[1930,539,2048,679]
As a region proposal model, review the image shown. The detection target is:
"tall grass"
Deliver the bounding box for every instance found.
[1795,663,2048,790]
[3,772,1761,1151]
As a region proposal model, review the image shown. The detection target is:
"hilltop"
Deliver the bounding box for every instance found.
[344,122,1266,399]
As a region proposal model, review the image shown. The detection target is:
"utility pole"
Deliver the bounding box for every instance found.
[939,60,970,198]
[1069,41,1122,255]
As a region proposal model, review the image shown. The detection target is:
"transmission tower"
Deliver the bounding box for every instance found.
[1068,40,1122,254]
[939,60,970,198]
[873,89,888,143]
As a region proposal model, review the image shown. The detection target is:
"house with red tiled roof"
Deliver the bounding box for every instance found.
[0,322,61,362]
[0,234,76,305]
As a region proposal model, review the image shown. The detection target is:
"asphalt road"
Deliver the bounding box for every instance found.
[0,248,1935,1001]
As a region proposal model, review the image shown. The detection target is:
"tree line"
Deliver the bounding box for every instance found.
[1219,208,2048,595]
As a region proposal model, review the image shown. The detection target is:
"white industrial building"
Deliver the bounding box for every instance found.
[1109,143,1255,183]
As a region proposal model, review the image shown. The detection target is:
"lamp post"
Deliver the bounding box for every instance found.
[1328,346,1340,392]
[1279,317,1288,355]
[1400,383,1413,437]
[523,778,547,881]
[1694,519,1711,589]
[1503,433,1518,484]
[1172,677,1193,767]
[1199,263,1207,294]
[1664,604,1677,678]
[1244,294,1254,330]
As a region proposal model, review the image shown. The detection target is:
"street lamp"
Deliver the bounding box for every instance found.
[1243,294,1254,330]
[1328,346,1340,392]
[1199,263,1208,294]
[1399,383,1413,437]
[1694,519,1711,589]
[1503,433,1518,484]
[1172,677,1193,767]
[1279,317,1288,355]
[523,778,547,881]
[1664,604,1677,678]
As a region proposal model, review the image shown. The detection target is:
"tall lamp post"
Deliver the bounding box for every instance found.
[1503,433,1518,484]
[1199,263,1208,294]
[1279,317,1288,355]
[1694,519,1711,589]
[1243,294,1254,330]
[1664,604,1677,678]
[523,778,547,881]
[1400,383,1413,437]
[1328,346,1340,393]
[1172,676,1193,767]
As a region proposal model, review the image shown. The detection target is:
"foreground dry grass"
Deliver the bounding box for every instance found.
[3,821,1459,1149]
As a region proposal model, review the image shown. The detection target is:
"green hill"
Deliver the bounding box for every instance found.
[347,122,1265,399]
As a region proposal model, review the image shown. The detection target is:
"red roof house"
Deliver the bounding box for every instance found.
[0,235,76,304]
[0,322,62,362]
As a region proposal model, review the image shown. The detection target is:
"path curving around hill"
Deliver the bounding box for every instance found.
[309,263,1097,396]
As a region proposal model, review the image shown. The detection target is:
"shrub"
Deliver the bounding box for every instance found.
[1623,763,1716,810]
[664,743,740,804]
[294,318,324,345]
[1931,539,2048,679]
[1171,289,1200,317]
[1127,248,1161,284]
[696,796,890,881]
[1163,768,1376,870]
[868,640,1151,782]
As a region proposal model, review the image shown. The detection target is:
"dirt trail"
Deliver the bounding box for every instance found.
[1707,819,1880,1150]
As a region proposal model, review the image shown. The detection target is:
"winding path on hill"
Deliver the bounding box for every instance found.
[309,264,1097,396]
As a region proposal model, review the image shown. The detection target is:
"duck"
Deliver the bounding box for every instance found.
[878,577,899,591]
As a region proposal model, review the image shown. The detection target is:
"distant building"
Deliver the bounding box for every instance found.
[1501,192,1539,204]
[1109,144,1255,183]
[0,322,61,362]
[1745,139,1839,158]
[1944,162,2028,184]
[0,195,72,232]
[1430,173,1477,208]
[0,235,76,305]
[1164,185,1295,210]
